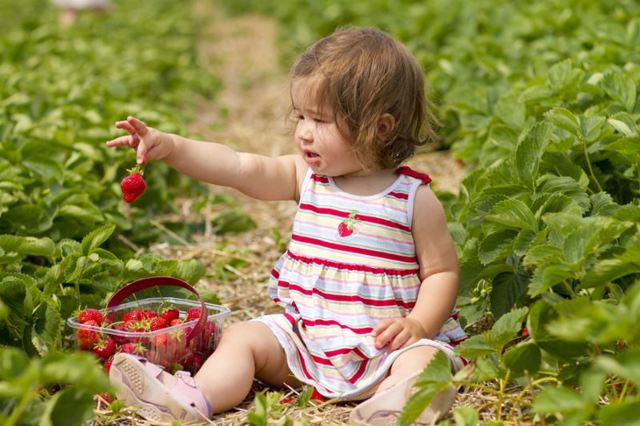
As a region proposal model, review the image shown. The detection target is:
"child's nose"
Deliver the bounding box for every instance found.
[297,121,313,143]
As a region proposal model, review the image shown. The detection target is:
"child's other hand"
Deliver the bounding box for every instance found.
[372,317,427,352]
[106,116,174,164]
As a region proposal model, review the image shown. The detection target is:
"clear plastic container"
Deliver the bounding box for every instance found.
[67,297,230,374]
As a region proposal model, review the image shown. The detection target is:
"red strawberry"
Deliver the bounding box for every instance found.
[93,338,116,359]
[520,327,529,338]
[310,387,325,402]
[120,166,146,203]
[122,308,145,322]
[120,342,146,355]
[160,308,180,322]
[155,332,169,346]
[186,307,203,322]
[76,320,101,350]
[150,317,168,331]
[170,318,183,327]
[337,211,359,237]
[78,308,104,325]
[103,357,114,375]
[183,353,204,372]
[141,309,157,319]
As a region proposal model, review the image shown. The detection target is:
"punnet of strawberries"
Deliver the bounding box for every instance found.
[69,298,228,375]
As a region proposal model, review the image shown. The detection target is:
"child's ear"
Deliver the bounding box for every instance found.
[376,113,396,141]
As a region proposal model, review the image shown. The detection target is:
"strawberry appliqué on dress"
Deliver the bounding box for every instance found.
[337,210,359,237]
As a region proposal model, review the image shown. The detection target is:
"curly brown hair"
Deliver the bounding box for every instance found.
[290,27,439,170]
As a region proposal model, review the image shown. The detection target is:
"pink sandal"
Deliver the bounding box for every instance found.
[349,371,457,425]
[109,353,212,423]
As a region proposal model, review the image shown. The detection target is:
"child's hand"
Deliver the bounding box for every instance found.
[372,317,427,352]
[106,116,174,165]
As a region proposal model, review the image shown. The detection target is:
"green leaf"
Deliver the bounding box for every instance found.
[455,335,496,358]
[519,85,553,103]
[515,122,552,186]
[176,259,206,284]
[600,73,637,112]
[485,307,528,352]
[494,93,525,129]
[80,223,115,255]
[478,230,517,265]
[599,400,640,426]
[532,385,585,413]
[579,115,605,142]
[596,349,640,387]
[57,203,103,226]
[602,137,640,160]
[48,388,96,426]
[545,107,580,136]
[581,258,640,289]
[528,301,589,359]
[0,235,55,259]
[529,263,575,296]
[607,119,636,137]
[547,60,583,92]
[485,199,537,232]
[504,340,541,376]
[490,270,529,319]
[452,406,479,426]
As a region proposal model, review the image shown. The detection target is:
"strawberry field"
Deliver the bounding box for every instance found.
[2,0,640,425]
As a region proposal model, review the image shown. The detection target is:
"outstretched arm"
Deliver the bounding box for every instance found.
[373,185,459,351]
[106,116,308,201]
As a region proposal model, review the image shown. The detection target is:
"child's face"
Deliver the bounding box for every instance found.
[291,79,364,177]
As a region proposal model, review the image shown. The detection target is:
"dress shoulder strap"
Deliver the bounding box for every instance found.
[395,166,432,185]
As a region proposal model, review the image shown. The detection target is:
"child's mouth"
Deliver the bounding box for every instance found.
[304,150,320,159]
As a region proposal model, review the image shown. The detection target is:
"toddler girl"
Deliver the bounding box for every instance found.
[106,26,467,425]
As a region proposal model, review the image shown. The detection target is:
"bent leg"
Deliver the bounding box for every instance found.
[350,345,457,425]
[194,320,302,413]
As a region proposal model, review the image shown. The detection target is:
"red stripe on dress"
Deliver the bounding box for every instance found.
[449,336,468,346]
[310,354,333,366]
[283,313,296,327]
[348,359,369,384]
[297,351,314,380]
[311,174,329,183]
[279,280,416,309]
[388,191,409,200]
[291,234,417,263]
[271,268,280,279]
[324,346,368,360]
[299,203,411,233]
[302,318,373,335]
[286,251,419,276]
[395,166,432,184]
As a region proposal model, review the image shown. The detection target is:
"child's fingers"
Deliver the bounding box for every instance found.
[127,116,149,136]
[372,318,394,336]
[115,120,137,135]
[105,135,135,147]
[388,330,410,352]
[375,322,401,349]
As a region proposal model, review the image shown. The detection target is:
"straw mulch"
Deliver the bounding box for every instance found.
[92,1,473,424]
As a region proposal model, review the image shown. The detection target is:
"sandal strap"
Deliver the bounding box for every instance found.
[174,370,196,387]
[170,370,212,418]
[131,354,165,378]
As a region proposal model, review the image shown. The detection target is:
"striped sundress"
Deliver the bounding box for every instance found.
[254,166,467,398]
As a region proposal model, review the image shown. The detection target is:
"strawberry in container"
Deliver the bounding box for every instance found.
[67,276,230,375]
